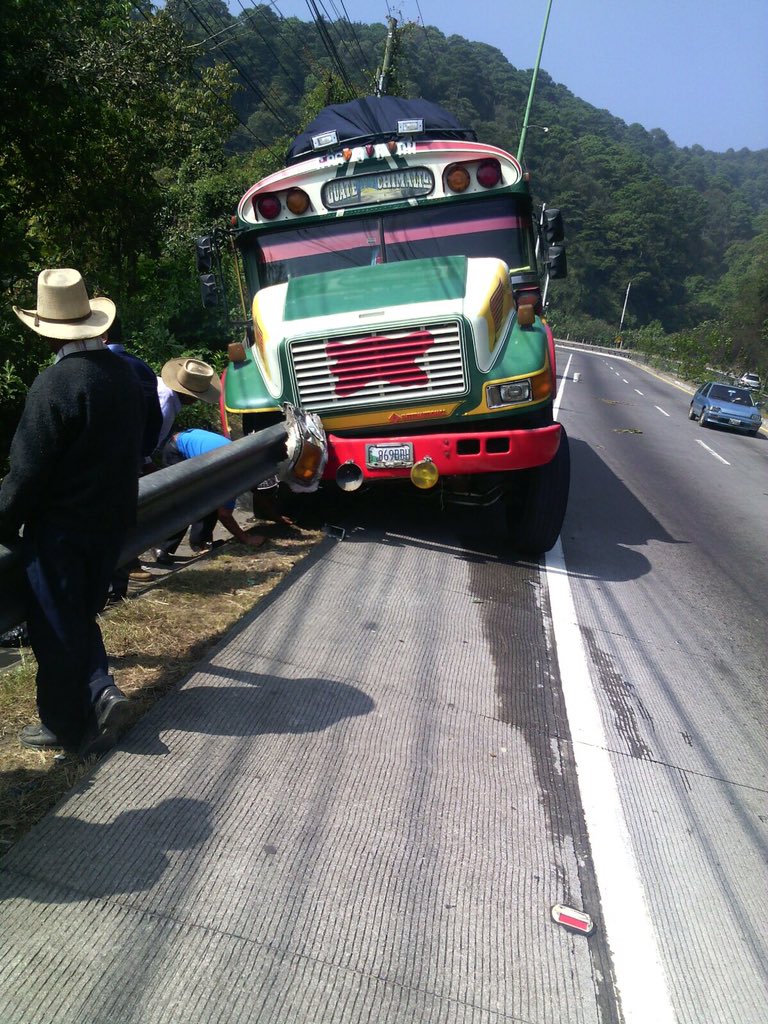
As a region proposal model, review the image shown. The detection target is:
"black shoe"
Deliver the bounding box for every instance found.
[79,686,132,760]
[1,624,29,648]
[153,549,174,567]
[20,722,78,752]
[95,685,131,732]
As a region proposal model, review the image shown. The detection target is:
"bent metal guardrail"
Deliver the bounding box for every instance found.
[0,407,327,635]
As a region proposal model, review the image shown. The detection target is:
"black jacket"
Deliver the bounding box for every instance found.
[0,348,144,539]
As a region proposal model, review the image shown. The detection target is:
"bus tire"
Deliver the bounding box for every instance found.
[506,427,570,556]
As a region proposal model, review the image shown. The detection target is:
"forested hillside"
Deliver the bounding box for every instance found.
[1,0,766,463]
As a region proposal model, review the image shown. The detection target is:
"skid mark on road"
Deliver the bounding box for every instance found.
[582,628,655,760]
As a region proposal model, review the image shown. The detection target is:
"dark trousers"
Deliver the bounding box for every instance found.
[155,510,218,556]
[155,436,218,556]
[23,522,123,745]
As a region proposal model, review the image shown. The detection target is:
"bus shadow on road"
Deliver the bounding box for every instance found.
[558,437,685,583]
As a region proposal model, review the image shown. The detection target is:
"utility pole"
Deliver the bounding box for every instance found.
[618,279,633,348]
[376,16,398,97]
[516,0,554,164]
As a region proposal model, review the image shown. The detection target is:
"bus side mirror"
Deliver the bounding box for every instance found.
[199,273,219,308]
[547,245,568,279]
[543,208,564,245]
[195,236,213,274]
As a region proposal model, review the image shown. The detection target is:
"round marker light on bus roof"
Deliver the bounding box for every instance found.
[343,148,352,161]
[256,194,281,220]
[387,139,397,153]
[286,188,310,215]
[445,164,470,193]
[477,159,502,188]
[365,144,374,157]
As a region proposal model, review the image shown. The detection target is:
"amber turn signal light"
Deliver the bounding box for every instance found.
[286,188,310,215]
[445,164,471,193]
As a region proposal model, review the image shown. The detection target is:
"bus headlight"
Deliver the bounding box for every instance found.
[487,380,532,408]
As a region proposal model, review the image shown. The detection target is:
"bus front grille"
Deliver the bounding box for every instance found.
[289,321,466,410]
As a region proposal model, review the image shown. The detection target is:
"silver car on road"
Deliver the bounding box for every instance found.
[689,382,763,436]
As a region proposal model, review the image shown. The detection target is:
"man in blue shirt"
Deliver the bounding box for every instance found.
[153,428,265,561]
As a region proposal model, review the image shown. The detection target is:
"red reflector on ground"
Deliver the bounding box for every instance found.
[551,904,595,936]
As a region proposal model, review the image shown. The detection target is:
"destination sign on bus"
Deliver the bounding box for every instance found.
[322,168,434,209]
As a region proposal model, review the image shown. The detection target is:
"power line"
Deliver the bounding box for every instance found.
[332,0,373,80]
[305,0,356,97]
[312,0,367,90]
[253,0,325,79]
[231,0,307,99]
[183,0,293,130]
[413,0,437,63]
[132,2,282,157]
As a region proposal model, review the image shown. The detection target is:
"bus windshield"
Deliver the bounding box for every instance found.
[245,196,535,288]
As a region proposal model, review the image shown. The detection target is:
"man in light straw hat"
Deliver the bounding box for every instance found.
[0,269,145,757]
[150,356,224,565]
[156,356,221,451]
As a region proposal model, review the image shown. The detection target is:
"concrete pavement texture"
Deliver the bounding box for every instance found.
[0,516,606,1023]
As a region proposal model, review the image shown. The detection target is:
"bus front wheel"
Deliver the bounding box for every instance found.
[505,428,570,556]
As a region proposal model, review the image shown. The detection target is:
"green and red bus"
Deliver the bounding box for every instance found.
[215,95,569,553]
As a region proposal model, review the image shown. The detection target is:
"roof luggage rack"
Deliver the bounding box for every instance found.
[286,95,477,165]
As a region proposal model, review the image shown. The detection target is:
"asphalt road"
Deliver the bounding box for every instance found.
[553,346,768,1023]
[1,347,765,1024]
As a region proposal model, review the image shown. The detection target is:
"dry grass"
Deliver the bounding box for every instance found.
[0,524,323,852]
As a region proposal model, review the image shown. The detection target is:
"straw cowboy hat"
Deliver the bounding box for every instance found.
[13,268,115,340]
[161,357,221,404]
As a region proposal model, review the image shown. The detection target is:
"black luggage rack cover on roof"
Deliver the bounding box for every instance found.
[286,95,477,164]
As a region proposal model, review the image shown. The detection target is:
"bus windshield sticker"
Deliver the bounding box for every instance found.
[323,168,434,209]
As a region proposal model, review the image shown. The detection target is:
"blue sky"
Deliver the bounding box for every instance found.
[246,0,768,153]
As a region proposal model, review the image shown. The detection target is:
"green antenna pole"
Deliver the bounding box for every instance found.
[516,0,554,164]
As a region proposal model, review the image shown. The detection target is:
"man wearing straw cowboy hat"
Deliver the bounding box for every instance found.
[156,355,222,451]
[151,356,226,565]
[0,268,144,758]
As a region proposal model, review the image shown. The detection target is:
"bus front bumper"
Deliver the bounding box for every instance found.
[324,423,562,487]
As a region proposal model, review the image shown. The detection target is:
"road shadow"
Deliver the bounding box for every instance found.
[127,669,374,755]
[558,437,684,582]
[1,797,212,902]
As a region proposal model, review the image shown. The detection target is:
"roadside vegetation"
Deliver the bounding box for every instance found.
[2,1,766,471]
[1,0,764,850]
[0,524,323,851]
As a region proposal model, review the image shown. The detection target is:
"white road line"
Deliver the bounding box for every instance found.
[655,406,670,417]
[622,378,629,384]
[558,353,573,396]
[696,439,730,465]
[634,389,644,396]
[549,373,677,1024]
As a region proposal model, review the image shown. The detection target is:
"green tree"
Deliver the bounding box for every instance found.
[0,0,239,463]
